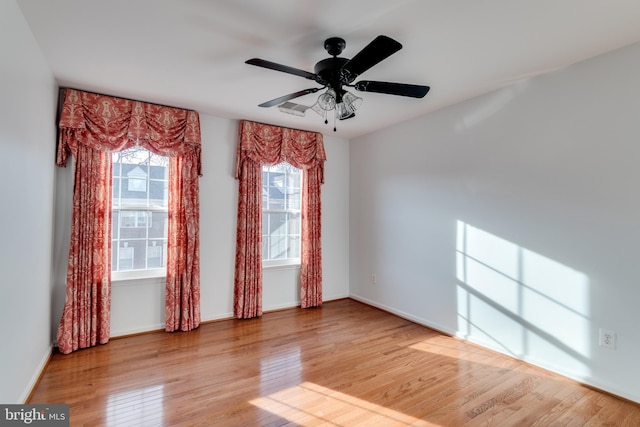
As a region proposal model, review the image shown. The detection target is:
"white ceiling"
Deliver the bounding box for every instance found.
[16,0,640,139]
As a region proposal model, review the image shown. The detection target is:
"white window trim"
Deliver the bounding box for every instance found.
[112,206,168,213]
[262,163,302,266]
[112,268,166,282]
[112,148,169,279]
[262,258,301,270]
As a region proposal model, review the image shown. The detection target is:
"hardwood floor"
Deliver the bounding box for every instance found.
[30,299,640,426]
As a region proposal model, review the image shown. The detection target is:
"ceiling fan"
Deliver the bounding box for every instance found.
[245,35,430,131]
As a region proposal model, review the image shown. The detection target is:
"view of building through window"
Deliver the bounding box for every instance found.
[262,163,302,265]
[112,148,169,274]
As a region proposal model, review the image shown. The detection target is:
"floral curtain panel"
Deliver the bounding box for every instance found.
[56,144,112,354]
[234,120,325,318]
[165,154,201,332]
[56,89,202,354]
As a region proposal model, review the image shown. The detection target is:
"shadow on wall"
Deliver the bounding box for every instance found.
[455,220,591,377]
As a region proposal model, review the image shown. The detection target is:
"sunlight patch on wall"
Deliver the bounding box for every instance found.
[456,221,591,375]
[250,382,438,426]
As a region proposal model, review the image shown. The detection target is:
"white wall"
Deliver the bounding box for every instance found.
[0,1,58,403]
[350,42,640,403]
[52,116,351,337]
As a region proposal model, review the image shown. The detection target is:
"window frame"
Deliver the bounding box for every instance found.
[111,148,169,281]
[261,163,302,269]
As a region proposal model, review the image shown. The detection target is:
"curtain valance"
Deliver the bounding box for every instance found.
[57,89,202,175]
[235,120,325,182]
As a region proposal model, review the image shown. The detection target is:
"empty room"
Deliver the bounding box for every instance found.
[2,1,640,425]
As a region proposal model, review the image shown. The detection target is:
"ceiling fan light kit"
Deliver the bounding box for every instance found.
[246,35,430,132]
[317,88,337,111]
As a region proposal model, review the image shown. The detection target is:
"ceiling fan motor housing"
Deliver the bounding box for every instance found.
[314,57,349,88]
[324,37,346,56]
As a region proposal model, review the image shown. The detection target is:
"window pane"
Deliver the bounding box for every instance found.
[262,212,269,236]
[112,148,169,273]
[112,212,119,238]
[262,237,269,260]
[121,178,147,207]
[120,211,136,228]
[138,211,149,228]
[131,240,147,270]
[116,243,135,271]
[150,162,168,178]
[287,191,301,210]
[289,212,301,232]
[149,211,167,239]
[262,162,302,263]
[128,178,146,192]
[268,212,288,237]
[119,212,147,239]
[269,234,287,259]
[268,183,285,209]
[149,181,167,207]
[289,173,301,189]
[112,179,121,206]
[147,241,164,269]
[288,236,300,258]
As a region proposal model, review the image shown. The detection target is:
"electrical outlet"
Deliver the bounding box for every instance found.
[371,273,377,284]
[599,328,616,350]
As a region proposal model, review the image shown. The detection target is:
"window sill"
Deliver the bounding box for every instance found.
[112,269,166,286]
[262,264,300,271]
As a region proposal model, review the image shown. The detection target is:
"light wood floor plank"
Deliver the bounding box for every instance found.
[29,299,640,426]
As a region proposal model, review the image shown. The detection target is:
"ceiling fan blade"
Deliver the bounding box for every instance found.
[340,35,403,83]
[246,58,317,80]
[354,80,430,98]
[258,88,320,107]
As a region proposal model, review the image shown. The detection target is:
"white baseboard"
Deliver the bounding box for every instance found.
[202,312,234,323]
[323,293,350,302]
[261,293,351,313]
[264,301,299,312]
[350,293,640,405]
[461,332,640,404]
[349,293,456,336]
[110,323,165,338]
[21,345,52,403]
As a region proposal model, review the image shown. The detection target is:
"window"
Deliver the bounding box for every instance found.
[262,163,302,267]
[112,148,168,278]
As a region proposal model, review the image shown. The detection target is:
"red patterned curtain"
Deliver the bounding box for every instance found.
[165,154,201,331]
[56,89,202,354]
[234,120,325,318]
